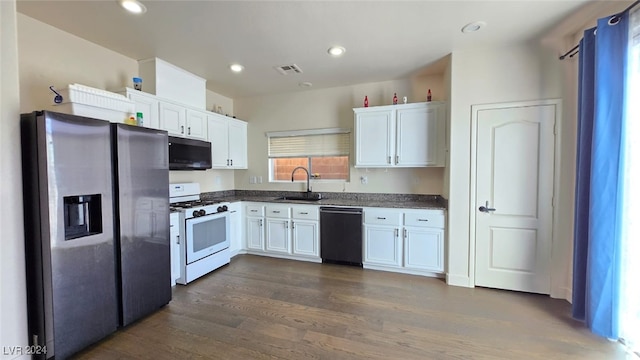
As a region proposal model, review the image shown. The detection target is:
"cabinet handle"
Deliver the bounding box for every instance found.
[273,210,281,213]
[292,221,295,229]
[394,228,398,237]
[230,159,233,166]
[181,125,184,134]
[259,219,263,226]
[377,217,386,220]
[170,224,174,228]
[403,228,407,238]
[388,156,391,164]
[251,209,258,212]
[188,127,191,135]
[176,234,180,245]
[285,222,288,229]
[299,212,308,215]
[396,155,399,164]
[418,219,429,222]
[227,159,230,166]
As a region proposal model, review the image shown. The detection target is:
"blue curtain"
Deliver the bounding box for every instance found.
[572,12,629,339]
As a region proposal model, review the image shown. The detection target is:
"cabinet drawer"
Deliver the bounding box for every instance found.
[266,205,290,219]
[404,211,445,228]
[246,204,264,217]
[364,209,401,226]
[291,205,319,221]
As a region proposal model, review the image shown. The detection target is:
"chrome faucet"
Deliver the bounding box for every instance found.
[291,166,311,193]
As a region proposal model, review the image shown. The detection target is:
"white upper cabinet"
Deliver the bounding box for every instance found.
[185,109,208,140]
[354,102,445,167]
[159,101,186,136]
[208,113,247,169]
[158,101,207,140]
[227,119,248,169]
[121,88,160,129]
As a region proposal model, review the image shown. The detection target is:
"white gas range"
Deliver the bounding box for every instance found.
[170,183,230,284]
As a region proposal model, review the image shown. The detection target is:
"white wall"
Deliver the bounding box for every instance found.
[1,2,29,360]
[17,14,138,112]
[17,14,236,193]
[446,43,564,288]
[234,75,446,194]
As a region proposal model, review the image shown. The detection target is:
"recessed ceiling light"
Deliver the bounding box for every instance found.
[118,0,147,14]
[462,21,486,33]
[299,82,313,88]
[230,64,244,73]
[327,46,346,57]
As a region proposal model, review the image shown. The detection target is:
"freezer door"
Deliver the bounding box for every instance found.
[113,124,171,327]
[22,111,119,359]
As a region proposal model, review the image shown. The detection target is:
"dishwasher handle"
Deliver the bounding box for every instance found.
[320,208,363,216]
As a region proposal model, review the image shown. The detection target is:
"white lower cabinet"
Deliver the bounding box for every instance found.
[363,208,445,276]
[228,202,242,256]
[404,227,444,272]
[363,209,402,268]
[244,203,319,262]
[169,212,181,286]
[245,204,265,251]
[265,218,290,253]
[364,226,402,267]
[292,220,318,257]
[239,202,442,275]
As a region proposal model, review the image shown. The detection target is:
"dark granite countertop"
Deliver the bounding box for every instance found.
[201,190,447,210]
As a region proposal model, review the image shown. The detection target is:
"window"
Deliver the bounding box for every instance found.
[267,129,350,182]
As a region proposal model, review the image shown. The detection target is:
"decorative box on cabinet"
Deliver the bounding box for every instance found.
[354,102,446,168]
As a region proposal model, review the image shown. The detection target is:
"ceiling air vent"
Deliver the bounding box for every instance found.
[274,64,303,75]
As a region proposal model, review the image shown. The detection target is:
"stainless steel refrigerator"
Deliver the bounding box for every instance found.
[21,111,171,359]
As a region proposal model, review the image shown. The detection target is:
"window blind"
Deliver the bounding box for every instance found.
[268,132,350,158]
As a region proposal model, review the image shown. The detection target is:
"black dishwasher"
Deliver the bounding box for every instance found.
[320,207,363,266]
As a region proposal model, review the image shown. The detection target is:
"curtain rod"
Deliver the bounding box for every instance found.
[559,0,640,60]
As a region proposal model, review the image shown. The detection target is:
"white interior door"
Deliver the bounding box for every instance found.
[474,103,556,294]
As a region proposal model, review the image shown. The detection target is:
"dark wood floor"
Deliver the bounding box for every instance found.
[74,255,626,359]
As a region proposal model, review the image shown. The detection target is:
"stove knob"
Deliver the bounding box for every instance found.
[217,206,223,212]
[192,210,199,218]
[199,209,206,216]
[222,205,228,212]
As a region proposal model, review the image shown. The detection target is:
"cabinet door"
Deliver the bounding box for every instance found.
[128,91,159,129]
[228,119,248,169]
[292,220,318,257]
[208,115,229,168]
[185,109,208,140]
[228,203,242,255]
[404,227,444,272]
[266,218,290,253]
[246,217,264,251]
[363,225,401,267]
[396,105,444,166]
[355,110,394,167]
[169,213,181,286]
[159,101,186,136]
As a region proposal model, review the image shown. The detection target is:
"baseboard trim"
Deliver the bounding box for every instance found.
[446,273,473,288]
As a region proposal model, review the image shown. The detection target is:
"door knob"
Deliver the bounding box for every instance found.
[479,201,496,213]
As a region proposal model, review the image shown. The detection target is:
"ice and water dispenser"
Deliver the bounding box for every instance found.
[63,194,102,240]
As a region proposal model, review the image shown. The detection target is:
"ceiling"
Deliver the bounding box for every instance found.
[17,0,600,99]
